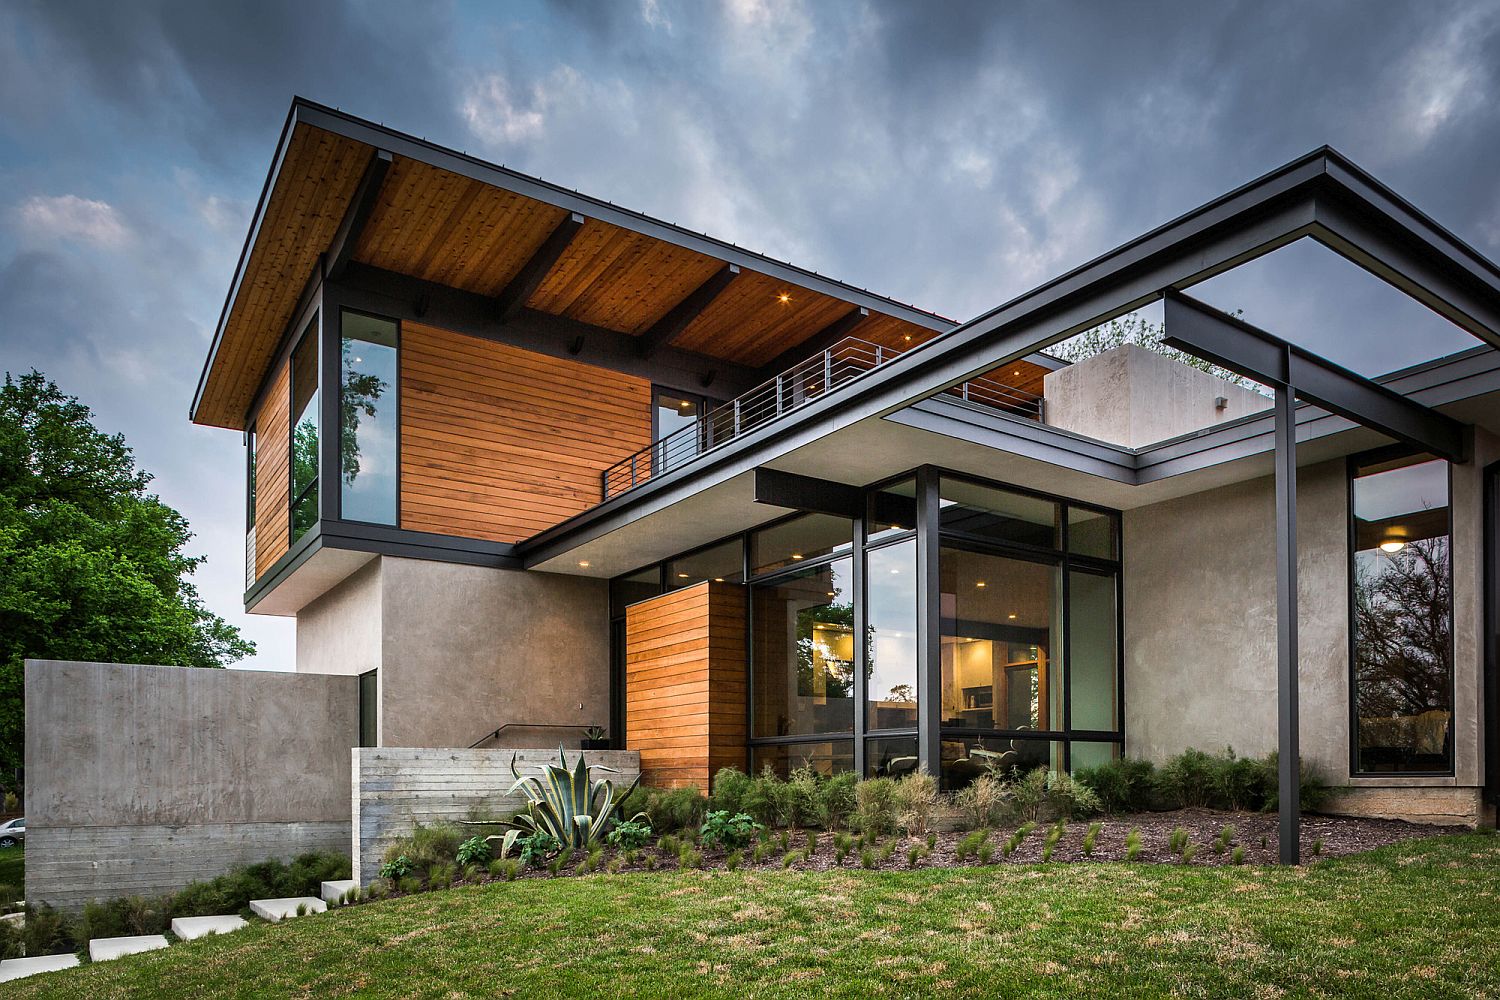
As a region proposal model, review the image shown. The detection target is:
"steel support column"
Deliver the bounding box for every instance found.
[915,467,942,777]
[1273,374,1301,865]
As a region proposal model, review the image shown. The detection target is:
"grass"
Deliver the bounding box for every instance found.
[9,834,1500,998]
[0,846,21,897]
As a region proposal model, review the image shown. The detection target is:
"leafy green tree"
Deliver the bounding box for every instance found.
[1050,312,1256,389]
[0,371,254,788]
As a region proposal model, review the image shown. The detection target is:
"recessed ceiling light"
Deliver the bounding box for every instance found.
[713,577,725,582]
[975,581,987,588]
[904,334,912,342]
[677,572,690,578]
[791,553,803,560]
[1008,613,1017,620]
[827,591,836,597]
[577,560,590,568]
[777,292,792,304]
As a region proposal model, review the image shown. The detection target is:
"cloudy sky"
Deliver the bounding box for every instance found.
[3,0,1498,670]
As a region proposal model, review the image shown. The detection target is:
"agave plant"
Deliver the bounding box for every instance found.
[490,747,642,855]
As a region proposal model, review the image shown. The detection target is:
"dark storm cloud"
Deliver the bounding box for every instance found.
[2,0,1498,667]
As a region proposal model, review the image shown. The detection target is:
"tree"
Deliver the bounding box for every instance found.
[1049,312,1258,389]
[0,371,254,790]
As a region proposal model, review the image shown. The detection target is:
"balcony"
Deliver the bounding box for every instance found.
[601,336,1043,500]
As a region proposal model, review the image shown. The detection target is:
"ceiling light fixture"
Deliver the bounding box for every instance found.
[791,553,804,560]
[1008,613,1017,620]
[1379,540,1407,554]
[577,560,590,568]
[677,572,690,578]
[777,292,791,304]
[975,581,987,588]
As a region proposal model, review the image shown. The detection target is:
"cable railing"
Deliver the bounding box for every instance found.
[600,336,1044,500]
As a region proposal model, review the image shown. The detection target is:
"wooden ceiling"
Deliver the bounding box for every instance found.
[196,111,1052,430]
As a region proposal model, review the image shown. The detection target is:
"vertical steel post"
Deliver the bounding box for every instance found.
[915,467,942,778]
[1274,374,1301,865]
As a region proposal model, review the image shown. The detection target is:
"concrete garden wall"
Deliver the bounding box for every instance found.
[24,659,358,909]
[351,747,640,884]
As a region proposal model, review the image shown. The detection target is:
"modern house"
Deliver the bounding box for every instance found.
[192,97,1499,842]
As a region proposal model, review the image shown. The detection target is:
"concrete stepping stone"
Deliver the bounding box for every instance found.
[321,879,357,904]
[0,953,81,981]
[171,914,249,940]
[89,934,170,962]
[249,896,326,922]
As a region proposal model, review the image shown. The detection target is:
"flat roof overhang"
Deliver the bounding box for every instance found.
[194,98,1059,431]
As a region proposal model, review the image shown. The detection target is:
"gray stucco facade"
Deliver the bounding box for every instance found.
[298,555,611,751]
[24,659,358,909]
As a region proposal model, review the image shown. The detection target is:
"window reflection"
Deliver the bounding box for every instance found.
[866,540,917,731]
[751,558,855,737]
[290,321,319,543]
[940,478,1060,548]
[1352,455,1452,773]
[750,740,854,779]
[340,312,398,525]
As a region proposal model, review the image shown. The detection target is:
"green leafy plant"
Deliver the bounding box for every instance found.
[852,777,899,836]
[1010,767,1050,822]
[1232,846,1246,865]
[700,811,763,851]
[582,725,607,742]
[860,847,875,869]
[1046,771,1102,819]
[977,841,995,864]
[456,836,492,867]
[518,831,560,869]
[709,767,754,816]
[1260,751,1332,813]
[1156,748,1219,809]
[1074,758,1156,815]
[496,747,642,852]
[379,855,414,880]
[678,845,702,870]
[781,850,803,868]
[645,785,708,833]
[806,829,819,854]
[606,819,653,850]
[955,829,990,862]
[657,834,682,857]
[817,771,860,829]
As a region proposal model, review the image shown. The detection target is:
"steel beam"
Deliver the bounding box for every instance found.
[915,467,943,778]
[752,468,862,517]
[495,212,585,322]
[637,264,741,359]
[1162,290,1467,462]
[326,149,393,282]
[1273,378,1301,865]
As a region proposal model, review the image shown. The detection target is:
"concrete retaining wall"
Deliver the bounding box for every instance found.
[25,659,358,909]
[352,747,639,884]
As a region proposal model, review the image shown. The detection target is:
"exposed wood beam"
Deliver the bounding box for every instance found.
[757,306,869,378]
[325,148,393,282]
[637,264,740,359]
[1162,290,1467,462]
[496,212,585,322]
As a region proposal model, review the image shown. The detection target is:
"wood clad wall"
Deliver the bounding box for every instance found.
[400,322,652,542]
[625,582,747,789]
[253,360,292,579]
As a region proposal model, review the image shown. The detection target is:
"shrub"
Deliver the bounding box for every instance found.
[953,772,1011,830]
[1074,758,1156,815]
[1213,748,1266,811]
[502,748,643,851]
[80,895,170,940]
[1181,843,1199,863]
[739,767,782,827]
[818,771,860,829]
[1168,826,1189,855]
[397,876,423,895]
[783,766,825,828]
[1047,771,1102,819]
[607,818,654,850]
[852,777,898,836]
[977,841,995,864]
[860,847,875,869]
[456,836,492,867]
[700,811,763,851]
[1259,752,1332,814]
[709,768,754,816]
[1156,748,1219,808]
[955,829,990,863]
[678,845,702,870]
[379,855,414,880]
[428,863,455,889]
[1010,767,1050,822]
[725,850,743,871]
[645,786,707,834]
[518,831,560,869]
[893,771,939,835]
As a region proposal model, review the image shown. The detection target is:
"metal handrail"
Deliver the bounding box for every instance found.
[468,722,595,749]
[600,335,1044,500]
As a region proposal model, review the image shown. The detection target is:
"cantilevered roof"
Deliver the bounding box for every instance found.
[194,97,1055,430]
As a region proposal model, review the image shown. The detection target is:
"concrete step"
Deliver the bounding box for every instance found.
[89,934,170,962]
[171,914,249,941]
[249,897,327,922]
[0,953,81,982]
[320,879,358,904]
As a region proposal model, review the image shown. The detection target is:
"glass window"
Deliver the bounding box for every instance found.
[866,735,919,778]
[866,539,917,731]
[750,513,853,575]
[750,740,853,779]
[654,390,703,473]
[290,320,319,543]
[867,478,917,542]
[247,427,257,529]
[340,312,399,525]
[1067,506,1117,560]
[940,547,1063,733]
[941,735,1061,788]
[1068,741,1121,772]
[940,478,1060,549]
[751,558,855,738]
[611,566,661,617]
[666,539,743,589]
[1352,455,1452,774]
[358,670,378,748]
[1068,570,1118,732]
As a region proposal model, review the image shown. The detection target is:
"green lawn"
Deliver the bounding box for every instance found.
[0,846,21,897]
[10,834,1500,999]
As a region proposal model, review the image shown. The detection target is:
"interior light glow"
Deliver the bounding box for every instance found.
[1008,613,1018,620]
[677,572,690,578]
[1379,540,1407,554]
[777,292,792,304]
[577,560,590,568]
[975,581,987,588]
[791,553,804,560]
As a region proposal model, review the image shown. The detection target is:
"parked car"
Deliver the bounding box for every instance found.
[0,817,23,848]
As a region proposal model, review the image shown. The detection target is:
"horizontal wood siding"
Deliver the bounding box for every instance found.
[625,582,747,789]
[400,322,652,542]
[253,360,291,579]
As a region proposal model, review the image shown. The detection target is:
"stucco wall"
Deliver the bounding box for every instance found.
[1044,344,1272,448]
[364,557,610,750]
[1123,446,1490,825]
[24,659,357,908]
[351,747,638,884]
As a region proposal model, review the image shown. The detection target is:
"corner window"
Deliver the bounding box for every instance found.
[290,319,319,543]
[751,557,856,739]
[246,426,258,530]
[1351,454,1453,774]
[340,311,399,526]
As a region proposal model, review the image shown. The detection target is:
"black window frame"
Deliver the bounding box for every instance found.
[288,315,321,545]
[337,308,403,528]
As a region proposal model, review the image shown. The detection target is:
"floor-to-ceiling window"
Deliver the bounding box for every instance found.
[1350,452,1453,775]
[340,311,399,525]
[289,318,320,544]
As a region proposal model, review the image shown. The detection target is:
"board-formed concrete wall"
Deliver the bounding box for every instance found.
[25,659,358,909]
[352,747,639,884]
